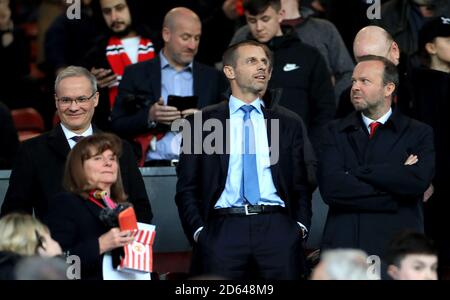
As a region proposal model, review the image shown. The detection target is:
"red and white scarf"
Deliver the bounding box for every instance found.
[106,36,155,108]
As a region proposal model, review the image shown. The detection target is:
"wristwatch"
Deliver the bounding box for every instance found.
[148,120,157,128]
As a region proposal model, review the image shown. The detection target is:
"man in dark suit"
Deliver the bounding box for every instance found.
[111,7,226,166]
[0,66,152,224]
[318,55,435,258]
[175,40,312,279]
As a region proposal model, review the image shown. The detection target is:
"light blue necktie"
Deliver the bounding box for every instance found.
[240,105,261,205]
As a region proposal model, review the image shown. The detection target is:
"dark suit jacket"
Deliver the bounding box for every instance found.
[318,109,435,257]
[175,101,312,243]
[0,124,152,223]
[110,55,227,138]
[0,102,19,169]
[46,192,109,280]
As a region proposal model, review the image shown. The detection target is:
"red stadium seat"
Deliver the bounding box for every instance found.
[11,108,45,142]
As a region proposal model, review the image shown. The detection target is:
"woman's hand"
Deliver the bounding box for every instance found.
[98,228,134,254]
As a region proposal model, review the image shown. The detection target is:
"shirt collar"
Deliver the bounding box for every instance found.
[160,50,193,72]
[229,95,264,115]
[361,108,392,128]
[60,123,93,140]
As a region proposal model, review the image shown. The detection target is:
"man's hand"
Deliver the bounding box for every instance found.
[91,67,118,88]
[181,108,200,118]
[149,97,181,126]
[404,154,418,166]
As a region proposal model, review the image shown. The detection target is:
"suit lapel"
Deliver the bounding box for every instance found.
[262,106,284,195]
[340,113,367,165]
[151,57,162,99]
[365,110,409,162]
[210,102,230,181]
[80,196,105,227]
[193,62,202,107]
[47,125,71,160]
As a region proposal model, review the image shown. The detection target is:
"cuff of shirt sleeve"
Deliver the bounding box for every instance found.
[193,227,204,243]
[297,222,308,238]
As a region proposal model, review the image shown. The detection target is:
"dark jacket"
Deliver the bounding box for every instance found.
[409,68,450,265]
[264,28,336,149]
[46,192,108,280]
[0,251,21,280]
[318,109,435,257]
[110,55,227,142]
[0,102,19,169]
[44,9,99,74]
[1,124,152,223]
[176,101,312,243]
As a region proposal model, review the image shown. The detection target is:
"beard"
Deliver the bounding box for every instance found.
[108,22,133,38]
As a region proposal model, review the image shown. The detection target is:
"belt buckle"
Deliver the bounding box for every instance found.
[244,204,258,216]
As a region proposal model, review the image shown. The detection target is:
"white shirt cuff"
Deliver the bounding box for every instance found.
[193,227,204,243]
[297,222,308,238]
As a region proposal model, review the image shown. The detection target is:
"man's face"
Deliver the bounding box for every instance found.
[245,6,283,43]
[226,45,271,96]
[350,61,388,113]
[100,0,132,35]
[163,17,201,68]
[55,76,98,133]
[389,254,438,280]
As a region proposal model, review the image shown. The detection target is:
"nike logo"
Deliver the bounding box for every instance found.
[283,63,300,72]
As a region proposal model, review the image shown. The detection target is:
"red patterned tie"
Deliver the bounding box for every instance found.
[369,122,381,139]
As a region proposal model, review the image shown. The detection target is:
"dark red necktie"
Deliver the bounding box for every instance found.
[369,122,381,139]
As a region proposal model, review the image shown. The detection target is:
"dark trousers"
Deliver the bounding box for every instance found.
[195,212,305,280]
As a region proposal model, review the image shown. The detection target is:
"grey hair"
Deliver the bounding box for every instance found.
[320,249,374,280]
[54,66,97,94]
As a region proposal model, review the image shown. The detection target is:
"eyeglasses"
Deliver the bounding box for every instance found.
[56,91,97,107]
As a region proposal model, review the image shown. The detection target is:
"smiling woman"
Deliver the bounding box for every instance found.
[46,133,136,280]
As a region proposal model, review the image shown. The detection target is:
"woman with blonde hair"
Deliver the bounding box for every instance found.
[0,213,62,279]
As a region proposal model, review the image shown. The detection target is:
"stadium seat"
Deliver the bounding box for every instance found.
[11,108,45,141]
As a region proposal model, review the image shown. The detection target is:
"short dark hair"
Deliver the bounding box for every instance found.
[243,0,281,15]
[63,133,127,203]
[385,230,437,267]
[223,40,273,69]
[357,54,399,94]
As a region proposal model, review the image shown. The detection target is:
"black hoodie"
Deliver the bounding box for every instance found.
[261,27,336,149]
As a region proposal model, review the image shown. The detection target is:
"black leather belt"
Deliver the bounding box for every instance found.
[213,205,286,216]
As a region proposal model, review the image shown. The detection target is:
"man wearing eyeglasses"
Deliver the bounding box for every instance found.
[1,66,153,225]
